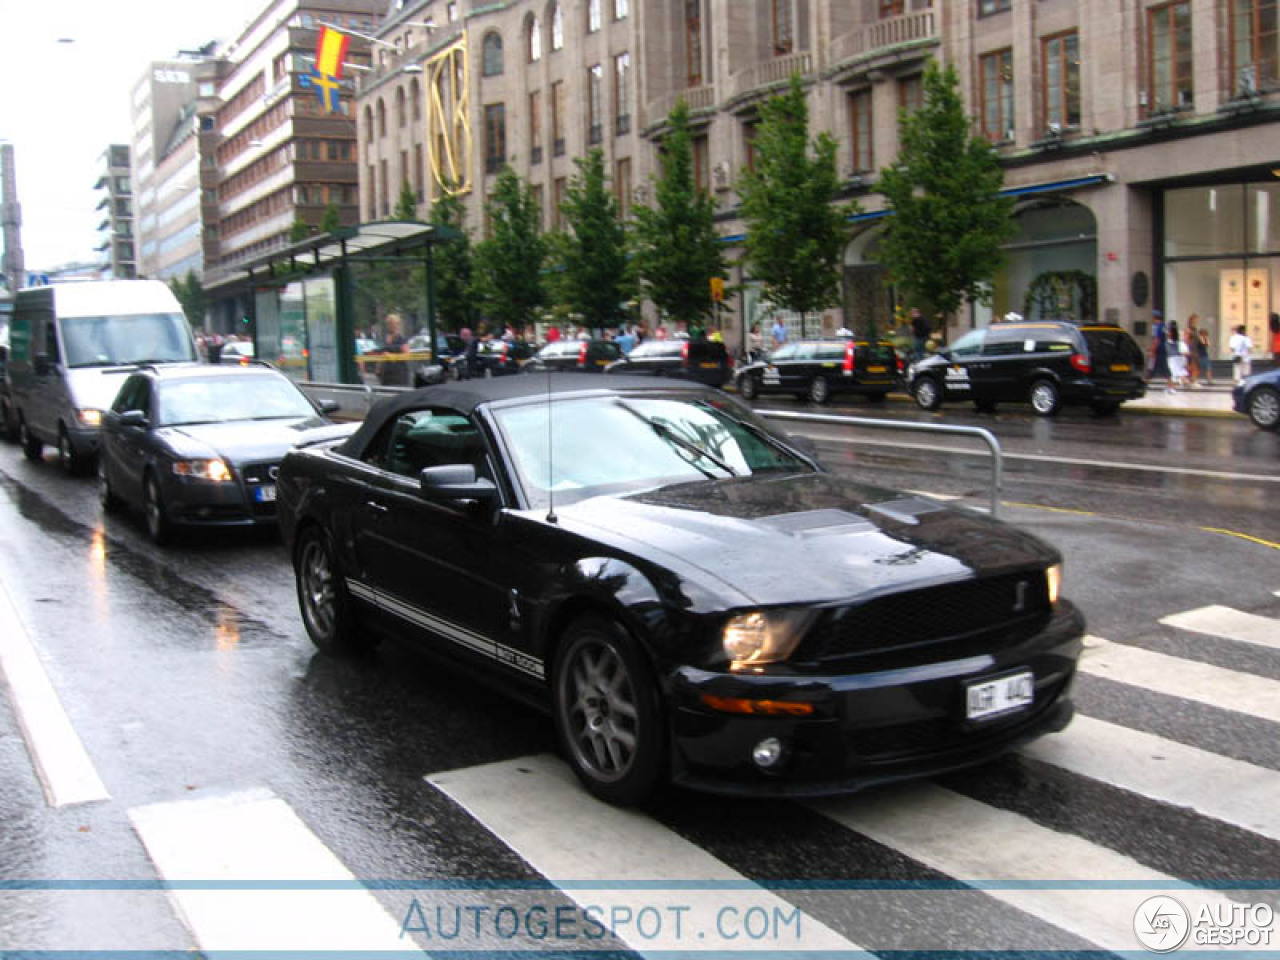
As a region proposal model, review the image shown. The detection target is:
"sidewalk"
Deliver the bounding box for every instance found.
[1123,380,1237,418]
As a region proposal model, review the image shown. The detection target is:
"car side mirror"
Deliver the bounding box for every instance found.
[317,399,341,415]
[117,409,148,429]
[418,464,498,503]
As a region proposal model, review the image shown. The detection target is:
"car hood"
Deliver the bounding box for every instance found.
[556,472,1057,608]
[66,367,143,412]
[154,416,331,463]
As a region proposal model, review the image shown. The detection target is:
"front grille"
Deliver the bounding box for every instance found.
[802,572,1050,661]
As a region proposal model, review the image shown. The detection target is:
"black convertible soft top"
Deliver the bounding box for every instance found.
[337,373,718,460]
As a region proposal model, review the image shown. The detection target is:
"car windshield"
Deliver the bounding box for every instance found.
[156,375,318,426]
[491,393,814,508]
[61,313,196,367]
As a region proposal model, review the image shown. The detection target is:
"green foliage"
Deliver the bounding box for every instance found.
[738,74,853,321]
[394,181,418,222]
[1024,270,1097,323]
[430,182,474,331]
[290,218,312,242]
[168,270,206,327]
[877,60,1014,319]
[554,149,633,328]
[321,202,342,234]
[471,167,547,329]
[631,99,726,330]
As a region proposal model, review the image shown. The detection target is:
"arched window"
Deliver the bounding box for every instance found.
[551,3,564,51]
[396,87,406,128]
[410,77,421,122]
[483,31,504,76]
[363,105,374,141]
[376,98,387,137]
[527,15,542,62]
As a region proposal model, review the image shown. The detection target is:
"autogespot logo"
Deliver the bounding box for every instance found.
[1135,895,1191,952]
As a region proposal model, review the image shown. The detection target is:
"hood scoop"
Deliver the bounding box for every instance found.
[866,497,949,526]
[756,509,876,538]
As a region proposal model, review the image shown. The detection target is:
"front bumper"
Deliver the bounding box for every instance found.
[666,600,1083,797]
[162,475,279,528]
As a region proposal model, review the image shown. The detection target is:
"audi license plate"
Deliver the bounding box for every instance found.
[254,484,277,503]
[966,671,1034,720]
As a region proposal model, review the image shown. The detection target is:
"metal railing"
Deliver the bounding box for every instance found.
[754,409,1004,518]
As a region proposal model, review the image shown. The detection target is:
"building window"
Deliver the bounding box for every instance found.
[379,158,389,216]
[979,48,1014,141]
[979,0,1011,14]
[848,89,872,172]
[686,0,703,87]
[485,103,507,174]
[528,15,542,61]
[552,81,566,155]
[614,0,628,19]
[367,165,376,217]
[530,90,544,163]
[614,52,632,135]
[898,74,923,113]
[531,183,544,232]
[553,176,566,229]
[880,0,903,16]
[772,0,793,55]
[411,78,421,122]
[615,157,631,217]
[364,106,374,141]
[588,0,601,32]
[1042,32,1080,129]
[396,87,406,128]
[588,64,603,144]
[742,119,759,171]
[692,135,709,193]
[400,150,410,198]
[483,32,504,76]
[1149,2,1193,110]
[1231,0,1279,92]
[551,3,564,51]
[414,143,424,200]
[377,98,387,137]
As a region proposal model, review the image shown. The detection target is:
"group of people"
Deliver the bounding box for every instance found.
[1149,310,1280,389]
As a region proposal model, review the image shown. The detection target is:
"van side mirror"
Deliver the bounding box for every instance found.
[117,410,148,429]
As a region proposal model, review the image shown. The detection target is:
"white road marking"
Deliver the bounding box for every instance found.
[0,578,109,807]
[428,754,862,953]
[129,788,419,953]
[812,782,1239,953]
[1159,605,1280,652]
[1077,639,1280,725]
[1022,715,1280,841]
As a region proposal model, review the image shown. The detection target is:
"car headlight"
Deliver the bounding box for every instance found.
[1046,563,1063,607]
[77,408,103,427]
[172,459,233,482]
[722,610,816,669]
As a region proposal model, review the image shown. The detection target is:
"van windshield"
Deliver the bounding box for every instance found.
[62,313,195,368]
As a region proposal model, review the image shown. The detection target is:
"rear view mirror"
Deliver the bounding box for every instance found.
[418,464,498,503]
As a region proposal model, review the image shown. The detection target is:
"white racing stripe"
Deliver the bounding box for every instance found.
[1021,715,1280,841]
[0,578,109,807]
[1159,606,1280,652]
[812,782,1241,953]
[1078,639,1280,725]
[129,788,419,953]
[429,754,863,954]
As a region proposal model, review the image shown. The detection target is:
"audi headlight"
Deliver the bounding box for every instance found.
[172,459,233,482]
[1046,563,1063,607]
[722,610,816,669]
[77,408,103,427]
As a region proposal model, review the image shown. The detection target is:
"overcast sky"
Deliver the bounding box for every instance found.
[0,0,266,271]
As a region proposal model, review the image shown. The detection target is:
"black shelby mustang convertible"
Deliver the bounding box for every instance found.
[278,375,1082,805]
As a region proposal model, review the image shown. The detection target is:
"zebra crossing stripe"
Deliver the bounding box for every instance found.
[428,753,864,953]
[1077,639,1280,725]
[129,788,418,953]
[1158,605,1280,652]
[1021,715,1280,841]
[811,782,1239,953]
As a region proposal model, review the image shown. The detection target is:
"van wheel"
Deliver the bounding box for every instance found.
[808,376,830,404]
[738,374,758,401]
[913,376,943,411]
[58,427,90,476]
[1029,379,1061,416]
[19,419,43,461]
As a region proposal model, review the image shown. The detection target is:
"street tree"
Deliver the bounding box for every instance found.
[394,181,418,222]
[430,181,474,332]
[321,202,342,234]
[168,270,206,328]
[555,149,632,329]
[471,166,547,332]
[876,60,1014,324]
[631,99,726,334]
[738,74,853,337]
[289,218,311,242]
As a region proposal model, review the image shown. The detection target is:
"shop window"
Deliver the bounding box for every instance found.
[1042,32,1080,131]
[980,48,1015,141]
[1148,1,1193,111]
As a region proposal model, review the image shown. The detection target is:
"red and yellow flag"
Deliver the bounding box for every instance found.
[315,26,350,79]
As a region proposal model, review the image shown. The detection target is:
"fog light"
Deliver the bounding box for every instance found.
[752,737,785,769]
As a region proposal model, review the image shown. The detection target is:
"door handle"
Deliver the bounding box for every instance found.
[364,500,389,515]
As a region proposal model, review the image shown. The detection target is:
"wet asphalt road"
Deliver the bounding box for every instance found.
[0,404,1277,954]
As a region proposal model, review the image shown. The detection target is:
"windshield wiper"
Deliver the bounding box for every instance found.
[616,401,737,478]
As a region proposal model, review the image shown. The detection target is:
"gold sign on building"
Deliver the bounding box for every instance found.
[425,34,472,199]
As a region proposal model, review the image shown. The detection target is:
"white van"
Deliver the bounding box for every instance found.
[8,280,198,473]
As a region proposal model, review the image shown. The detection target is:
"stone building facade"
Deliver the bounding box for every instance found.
[93,145,135,280]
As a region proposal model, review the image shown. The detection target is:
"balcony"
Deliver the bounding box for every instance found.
[645,84,717,127]
[729,52,812,102]
[829,10,937,71]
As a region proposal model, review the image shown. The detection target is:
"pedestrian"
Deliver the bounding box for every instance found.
[1229,324,1254,383]
[546,324,561,343]
[770,315,787,350]
[615,325,636,354]
[1165,320,1188,391]
[1148,309,1169,381]
[1184,314,1201,386]
[655,324,669,341]
[1270,312,1280,363]
[747,323,764,361]
[910,308,929,359]
[1196,327,1212,385]
[378,314,408,386]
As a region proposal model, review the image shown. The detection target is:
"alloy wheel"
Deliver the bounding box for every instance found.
[561,637,640,784]
[299,536,336,640]
[1249,387,1280,429]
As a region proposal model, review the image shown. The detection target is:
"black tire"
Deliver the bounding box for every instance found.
[98,459,122,513]
[58,426,91,477]
[1029,378,1061,417]
[913,376,943,411]
[294,524,362,655]
[19,418,42,461]
[1090,400,1121,418]
[808,376,830,404]
[738,375,758,401]
[1247,386,1280,430]
[143,471,173,545]
[553,615,664,806]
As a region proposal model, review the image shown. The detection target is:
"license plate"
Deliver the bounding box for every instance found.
[867,365,886,373]
[1110,363,1131,372]
[254,484,277,503]
[700,361,720,369]
[966,671,1034,720]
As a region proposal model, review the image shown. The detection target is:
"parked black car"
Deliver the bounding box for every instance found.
[908,321,1146,416]
[98,363,347,544]
[1233,367,1280,429]
[604,339,732,386]
[447,338,537,380]
[524,338,623,373]
[735,338,902,404]
[278,375,1082,805]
